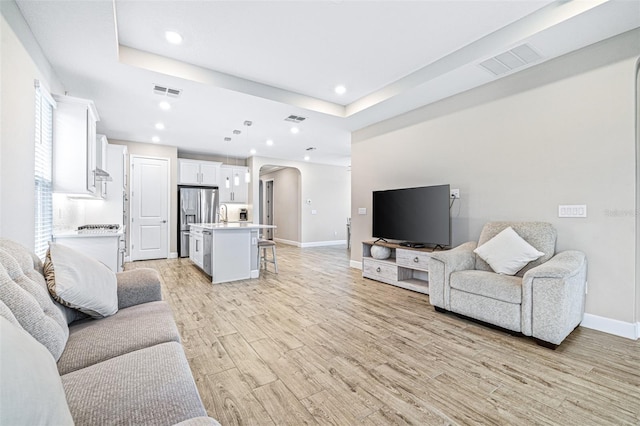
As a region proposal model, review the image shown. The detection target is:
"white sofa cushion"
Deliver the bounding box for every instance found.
[473,226,544,275]
[45,242,118,318]
[0,316,74,425]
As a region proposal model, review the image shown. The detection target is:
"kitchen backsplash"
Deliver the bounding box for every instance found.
[53,193,86,232]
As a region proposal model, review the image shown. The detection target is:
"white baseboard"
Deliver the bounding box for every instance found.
[301,240,347,248]
[350,259,362,270]
[274,238,301,247]
[168,252,178,259]
[274,238,348,248]
[581,313,639,340]
[125,256,131,263]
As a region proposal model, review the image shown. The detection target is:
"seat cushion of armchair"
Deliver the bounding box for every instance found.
[61,341,208,426]
[58,301,181,375]
[450,270,522,304]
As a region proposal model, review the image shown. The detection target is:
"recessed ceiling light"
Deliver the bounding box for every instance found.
[155,122,165,130]
[291,127,300,134]
[159,101,171,110]
[304,155,310,161]
[249,149,256,155]
[165,31,183,45]
[266,139,274,146]
[334,85,346,95]
[152,136,160,143]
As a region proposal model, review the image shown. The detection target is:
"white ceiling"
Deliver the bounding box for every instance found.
[15,0,640,166]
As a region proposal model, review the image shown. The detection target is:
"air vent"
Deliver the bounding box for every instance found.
[479,44,542,76]
[285,115,306,123]
[153,84,182,98]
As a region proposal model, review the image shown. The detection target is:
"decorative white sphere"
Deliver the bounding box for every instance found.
[370,245,391,260]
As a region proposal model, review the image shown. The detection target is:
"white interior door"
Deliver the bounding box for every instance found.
[130,156,169,260]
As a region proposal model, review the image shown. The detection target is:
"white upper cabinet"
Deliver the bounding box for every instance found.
[52,95,99,196]
[178,159,221,186]
[219,165,248,203]
[96,134,108,198]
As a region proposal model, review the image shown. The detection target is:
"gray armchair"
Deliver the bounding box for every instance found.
[429,222,587,348]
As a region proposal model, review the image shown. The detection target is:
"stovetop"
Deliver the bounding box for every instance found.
[77,224,121,234]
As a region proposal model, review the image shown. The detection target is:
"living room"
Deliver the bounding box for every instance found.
[1,1,639,425]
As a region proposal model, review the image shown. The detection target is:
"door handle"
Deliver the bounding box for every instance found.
[162,220,167,223]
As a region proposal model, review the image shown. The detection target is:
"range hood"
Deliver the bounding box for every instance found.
[95,168,112,181]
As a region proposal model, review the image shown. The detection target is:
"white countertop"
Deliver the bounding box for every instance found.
[190,223,276,230]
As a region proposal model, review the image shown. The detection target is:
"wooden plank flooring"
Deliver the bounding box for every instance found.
[127,244,640,425]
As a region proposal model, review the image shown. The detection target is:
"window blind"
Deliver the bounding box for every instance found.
[34,81,56,259]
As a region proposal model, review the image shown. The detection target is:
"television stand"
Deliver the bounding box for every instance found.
[399,242,425,248]
[362,240,440,295]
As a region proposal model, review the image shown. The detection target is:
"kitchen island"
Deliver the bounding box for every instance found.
[189,223,276,284]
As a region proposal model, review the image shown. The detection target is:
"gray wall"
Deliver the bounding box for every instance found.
[260,167,301,243]
[249,156,350,246]
[351,30,640,326]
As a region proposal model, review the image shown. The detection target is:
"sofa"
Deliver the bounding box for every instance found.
[0,238,219,425]
[428,222,587,348]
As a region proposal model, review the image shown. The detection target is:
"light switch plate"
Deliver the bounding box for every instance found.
[358,208,367,215]
[558,204,587,218]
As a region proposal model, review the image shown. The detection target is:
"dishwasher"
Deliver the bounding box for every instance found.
[202,229,213,276]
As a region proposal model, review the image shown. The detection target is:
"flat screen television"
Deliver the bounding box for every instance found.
[372,184,451,248]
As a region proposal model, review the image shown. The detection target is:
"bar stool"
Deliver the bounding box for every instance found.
[258,238,278,274]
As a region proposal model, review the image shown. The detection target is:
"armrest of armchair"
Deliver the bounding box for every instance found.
[116,268,163,309]
[428,241,477,310]
[521,250,587,345]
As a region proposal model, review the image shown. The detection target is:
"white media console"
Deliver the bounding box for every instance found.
[361,241,436,294]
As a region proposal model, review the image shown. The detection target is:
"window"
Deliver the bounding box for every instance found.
[34,81,56,259]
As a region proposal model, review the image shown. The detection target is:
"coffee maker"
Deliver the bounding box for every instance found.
[239,208,248,221]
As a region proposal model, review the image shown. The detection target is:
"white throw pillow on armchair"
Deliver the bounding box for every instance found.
[473,226,544,275]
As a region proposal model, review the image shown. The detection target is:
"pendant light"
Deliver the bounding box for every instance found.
[225,150,230,189]
[244,120,252,184]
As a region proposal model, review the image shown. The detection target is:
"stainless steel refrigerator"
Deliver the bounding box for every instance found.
[179,186,219,258]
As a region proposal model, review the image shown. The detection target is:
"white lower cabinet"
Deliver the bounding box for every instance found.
[189,228,204,269]
[53,234,122,272]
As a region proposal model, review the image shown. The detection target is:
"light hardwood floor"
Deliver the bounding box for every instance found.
[128,244,640,425]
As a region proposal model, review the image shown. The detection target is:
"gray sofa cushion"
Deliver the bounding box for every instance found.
[62,342,208,426]
[0,240,69,360]
[58,300,181,375]
[0,317,74,426]
[116,268,163,309]
[450,270,522,304]
[475,222,556,277]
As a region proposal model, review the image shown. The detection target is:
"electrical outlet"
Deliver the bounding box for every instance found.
[450,189,460,199]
